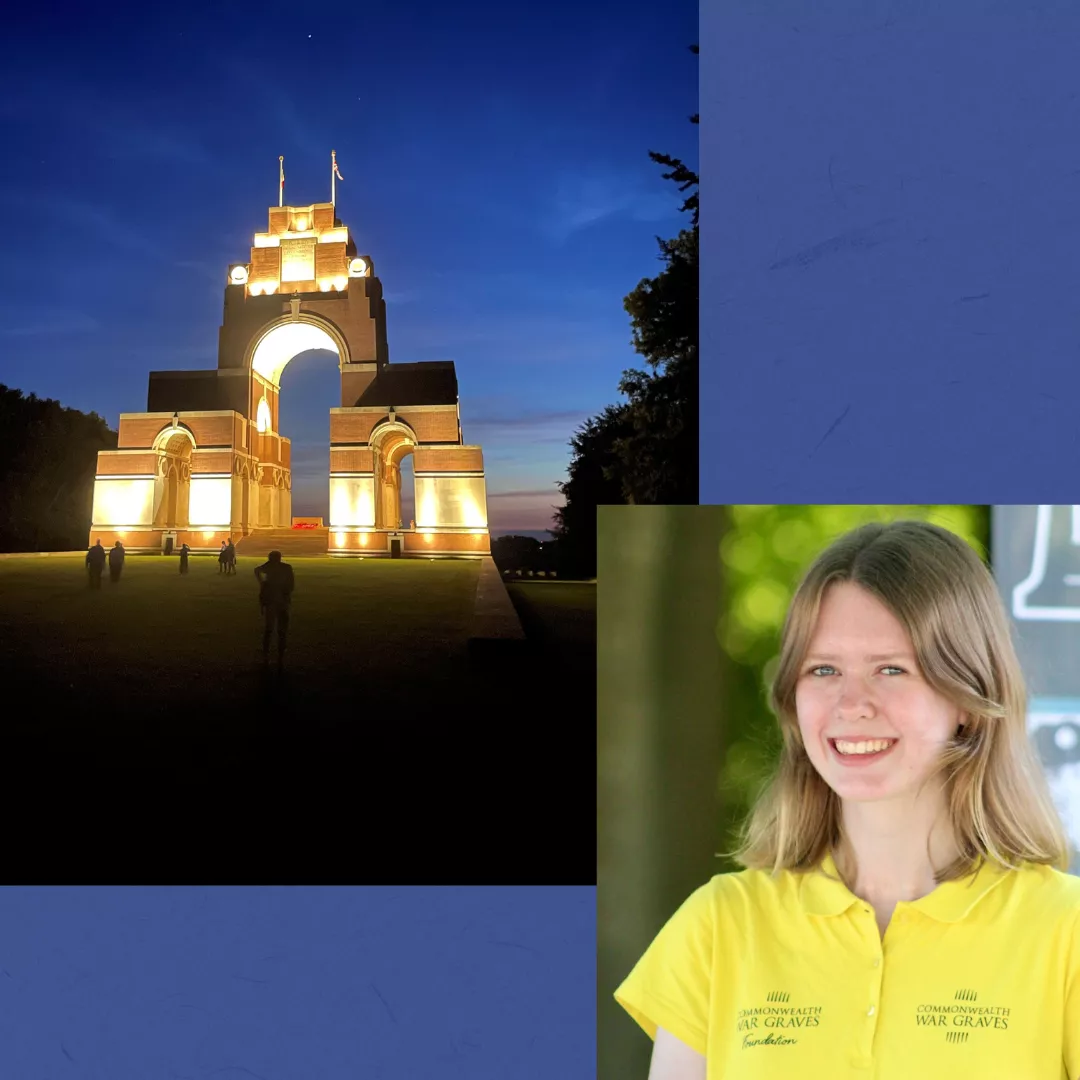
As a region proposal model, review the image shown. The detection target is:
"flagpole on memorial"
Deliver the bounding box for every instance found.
[279,156,284,207]
[332,149,343,208]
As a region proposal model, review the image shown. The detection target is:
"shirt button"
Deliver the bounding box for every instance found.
[868,1006,876,1017]
[873,958,880,968]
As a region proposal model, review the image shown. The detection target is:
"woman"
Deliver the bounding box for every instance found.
[614,520,1080,1079]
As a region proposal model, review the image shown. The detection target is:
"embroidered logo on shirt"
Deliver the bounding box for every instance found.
[915,988,1011,1037]
[737,992,822,1048]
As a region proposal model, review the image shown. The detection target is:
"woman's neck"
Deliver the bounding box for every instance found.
[834,798,960,906]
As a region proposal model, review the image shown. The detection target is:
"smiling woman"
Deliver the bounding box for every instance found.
[611,517,1080,1080]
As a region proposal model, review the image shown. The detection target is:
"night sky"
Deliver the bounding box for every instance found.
[2,0,697,535]
[0,886,594,1079]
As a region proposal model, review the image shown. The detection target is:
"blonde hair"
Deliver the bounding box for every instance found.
[724,519,1071,885]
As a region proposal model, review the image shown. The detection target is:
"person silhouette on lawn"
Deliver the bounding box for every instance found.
[85,539,106,589]
[253,550,294,667]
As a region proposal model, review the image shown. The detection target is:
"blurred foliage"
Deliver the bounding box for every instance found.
[713,504,990,871]
[598,506,725,1080]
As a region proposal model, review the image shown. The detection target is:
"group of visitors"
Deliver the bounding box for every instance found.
[84,538,295,667]
[84,539,126,588]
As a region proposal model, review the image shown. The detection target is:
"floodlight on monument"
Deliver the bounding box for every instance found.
[295,215,309,231]
[348,257,368,276]
[334,276,347,291]
[230,265,249,285]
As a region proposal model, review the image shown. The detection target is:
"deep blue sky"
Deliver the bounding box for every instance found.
[1,0,696,535]
[0,886,594,1079]
[701,3,1080,504]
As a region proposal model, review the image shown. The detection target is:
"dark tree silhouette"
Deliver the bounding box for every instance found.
[551,404,636,579]
[615,44,698,505]
[0,384,118,552]
[491,534,543,574]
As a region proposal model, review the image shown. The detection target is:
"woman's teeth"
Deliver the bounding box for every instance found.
[834,739,895,755]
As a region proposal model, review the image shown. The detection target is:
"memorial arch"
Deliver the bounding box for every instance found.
[89,197,490,557]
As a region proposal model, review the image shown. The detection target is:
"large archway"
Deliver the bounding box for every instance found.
[242,316,348,531]
[276,347,342,522]
[248,318,347,386]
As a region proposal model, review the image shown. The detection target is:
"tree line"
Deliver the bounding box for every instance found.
[0,383,117,553]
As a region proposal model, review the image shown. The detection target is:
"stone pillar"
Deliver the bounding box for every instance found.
[231,460,243,536]
[281,475,292,526]
[177,462,191,527]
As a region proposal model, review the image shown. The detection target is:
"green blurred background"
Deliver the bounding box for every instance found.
[596,503,989,1080]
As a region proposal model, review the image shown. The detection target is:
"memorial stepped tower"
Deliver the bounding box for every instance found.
[88,198,491,559]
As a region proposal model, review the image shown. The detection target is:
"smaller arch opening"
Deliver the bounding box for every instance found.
[152,429,194,528]
[153,425,196,454]
[372,425,418,531]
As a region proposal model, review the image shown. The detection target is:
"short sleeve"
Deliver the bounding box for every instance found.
[1065,907,1080,1080]
[613,880,715,1057]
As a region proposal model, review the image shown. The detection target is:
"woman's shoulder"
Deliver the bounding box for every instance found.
[677,864,803,924]
[1017,860,1080,915]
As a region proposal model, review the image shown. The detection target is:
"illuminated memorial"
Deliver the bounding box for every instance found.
[89,197,490,557]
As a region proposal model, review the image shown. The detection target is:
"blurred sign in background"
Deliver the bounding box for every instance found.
[597,504,1080,1080]
[992,505,1080,876]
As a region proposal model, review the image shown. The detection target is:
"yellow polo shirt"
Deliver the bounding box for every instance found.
[614,852,1080,1078]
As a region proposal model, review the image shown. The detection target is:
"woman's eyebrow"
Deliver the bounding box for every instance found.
[804,652,917,662]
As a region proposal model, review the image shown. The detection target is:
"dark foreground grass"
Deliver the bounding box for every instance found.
[505,581,596,676]
[0,555,481,736]
[0,555,596,876]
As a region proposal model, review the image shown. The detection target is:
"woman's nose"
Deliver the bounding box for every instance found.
[835,677,875,716]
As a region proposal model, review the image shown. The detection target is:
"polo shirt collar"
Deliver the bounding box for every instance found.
[799,849,1014,923]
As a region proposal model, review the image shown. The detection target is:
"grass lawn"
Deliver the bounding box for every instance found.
[0,555,597,877]
[0,554,482,738]
[504,581,596,680]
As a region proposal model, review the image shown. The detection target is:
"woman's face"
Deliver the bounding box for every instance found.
[794,581,962,806]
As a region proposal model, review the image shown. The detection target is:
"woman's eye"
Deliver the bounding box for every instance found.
[809,665,836,677]
[881,666,906,676]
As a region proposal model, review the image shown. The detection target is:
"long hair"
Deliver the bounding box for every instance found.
[724,519,1071,885]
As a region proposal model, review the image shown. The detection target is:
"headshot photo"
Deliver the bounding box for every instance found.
[598,504,1080,1080]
